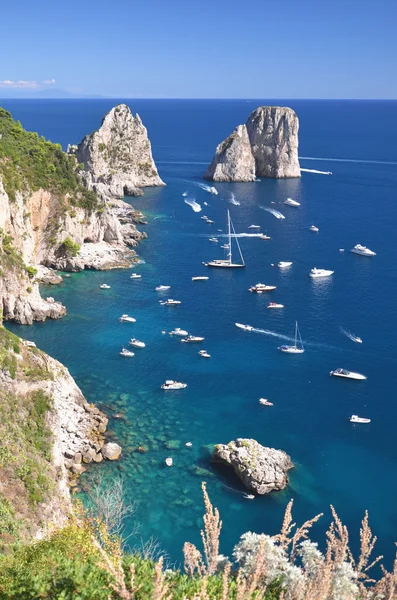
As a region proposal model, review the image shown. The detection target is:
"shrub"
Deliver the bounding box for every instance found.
[61,237,80,257]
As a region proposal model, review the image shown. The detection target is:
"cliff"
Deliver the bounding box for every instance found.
[205,106,301,181]
[69,103,165,199]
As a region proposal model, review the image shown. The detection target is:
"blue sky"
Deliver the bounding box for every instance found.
[1,0,396,98]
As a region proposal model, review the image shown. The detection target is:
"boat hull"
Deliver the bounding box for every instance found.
[207,262,245,268]
[279,346,304,354]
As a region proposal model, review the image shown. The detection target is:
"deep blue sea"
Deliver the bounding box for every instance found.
[3,98,397,565]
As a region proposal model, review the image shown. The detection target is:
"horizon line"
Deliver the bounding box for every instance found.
[1,96,397,102]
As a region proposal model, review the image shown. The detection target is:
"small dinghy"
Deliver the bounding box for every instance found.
[120,314,136,323]
[350,415,371,424]
[259,398,273,406]
[267,302,284,309]
[165,457,173,466]
[160,299,181,306]
[260,234,271,240]
[129,338,145,348]
[169,327,188,336]
[161,380,187,390]
[100,283,111,289]
[243,493,255,499]
[185,442,193,447]
[198,350,211,358]
[155,285,171,291]
[192,276,209,281]
[130,273,142,279]
[120,348,134,357]
[249,225,261,229]
[310,225,319,232]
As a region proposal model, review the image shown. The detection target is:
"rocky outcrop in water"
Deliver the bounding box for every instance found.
[69,103,165,200]
[212,438,293,494]
[205,106,300,181]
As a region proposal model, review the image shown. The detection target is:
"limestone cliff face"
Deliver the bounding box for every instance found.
[205,106,300,181]
[70,103,165,199]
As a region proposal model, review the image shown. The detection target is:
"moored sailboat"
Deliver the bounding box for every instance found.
[206,210,245,268]
[278,321,305,354]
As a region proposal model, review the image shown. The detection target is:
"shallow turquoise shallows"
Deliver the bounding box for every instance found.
[4,99,397,565]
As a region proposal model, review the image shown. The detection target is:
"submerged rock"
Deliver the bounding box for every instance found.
[212,438,293,494]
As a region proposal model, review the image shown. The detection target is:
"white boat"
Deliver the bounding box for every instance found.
[243,494,255,499]
[249,283,276,293]
[267,302,284,309]
[260,234,271,240]
[155,285,171,291]
[120,347,134,357]
[339,249,345,252]
[209,237,218,243]
[206,210,245,268]
[259,398,273,406]
[351,244,376,257]
[100,284,111,289]
[352,336,363,344]
[309,268,334,278]
[198,350,211,358]
[185,442,193,447]
[130,273,142,279]
[182,191,188,197]
[201,215,209,220]
[249,225,261,229]
[169,327,188,336]
[204,202,209,206]
[278,261,293,268]
[119,314,136,323]
[161,380,187,390]
[160,299,181,306]
[129,338,145,348]
[350,415,371,424]
[284,198,300,207]
[310,225,319,232]
[181,335,204,343]
[235,323,254,331]
[279,321,304,354]
[206,219,215,224]
[192,276,209,281]
[165,457,173,466]
[330,368,367,380]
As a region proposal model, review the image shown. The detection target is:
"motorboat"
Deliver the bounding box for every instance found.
[192,276,209,281]
[249,283,277,293]
[198,350,211,358]
[204,202,209,206]
[259,398,273,406]
[207,210,245,268]
[339,249,345,252]
[350,415,371,424]
[330,368,367,380]
[64,274,71,278]
[120,348,134,357]
[100,284,111,289]
[279,321,305,354]
[309,268,334,278]
[206,219,215,224]
[267,302,284,309]
[160,299,181,306]
[182,191,188,197]
[201,215,209,220]
[119,314,136,323]
[161,380,187,390]
[165,457,173,466]
[260,234,271,240]
[235,323,254,332]
[130,273,142,279]
[185,442,193,447]
[155,285,171,291]
[129,338,145,348]
[243,494,255,499]
[284,198,300,207]
[181,335,205,343]
[209,237,218,243]
[278,261,293,268]
[249,225,261,229]
[220,244,230,249]
[351,244,376,256]
[310,225,319,232]
[169,328,188,336]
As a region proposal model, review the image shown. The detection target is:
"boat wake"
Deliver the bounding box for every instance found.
[184,197,202,213]
[300,168,332,175]
[196,182,218,194]
[236,323,336,350]
[228,192,240,206]
[210,233,263,238]
[340,327,363,344]
[260,206,286,219]
[299,156,397,166]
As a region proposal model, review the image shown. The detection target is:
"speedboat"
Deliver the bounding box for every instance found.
[259,398,273,406]
[119,314,136,323]
[351,244,376,257]
[260,234,271,240]
[129,338,145,348]
[155,285,171,291]
[339,249,345,252]
[235,323,254,332]
[185,442,193,447]
[284,197,300,207]
[201,215,209,220]
[165,457,173,466]
[278,261,293,268]
[220,244,230,249]
[169,327,188,336]
[181,335,205,343]
[182,191,188,197]
[309,268,334,278]
[120,348,134,357]
[100,284,111,289]
[209,237,218,243]
[249,283,277,293]
[204,202,209,206]
[206,219,215,224]
[267,302,284,309]
[279,321,304,354]
[310,225,319,232]
[198,350,211,358]
[249,225,261,229]
[350,415,371,424]
[161,380,187,390]
[330,368,367,380]
[192,276,209,281]
[160,299,181,306]
[243,494,255,499]
[130,273,142,279]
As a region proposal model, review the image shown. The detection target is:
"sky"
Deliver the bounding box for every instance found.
[1,0,396,99]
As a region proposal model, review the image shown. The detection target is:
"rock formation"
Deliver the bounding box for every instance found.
[205,106,300,181]
[69,103,165,199]
[212,438,293,494]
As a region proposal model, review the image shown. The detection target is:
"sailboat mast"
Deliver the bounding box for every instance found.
[294,321,298,349]
[227,210,232,264]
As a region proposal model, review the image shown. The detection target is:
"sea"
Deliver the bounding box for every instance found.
[3,98,397,566]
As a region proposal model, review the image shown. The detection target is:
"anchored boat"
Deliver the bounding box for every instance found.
[278,321,305,354]
[206,210,245,268]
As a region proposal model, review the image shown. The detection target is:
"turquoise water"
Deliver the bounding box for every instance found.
[3,99,397,564]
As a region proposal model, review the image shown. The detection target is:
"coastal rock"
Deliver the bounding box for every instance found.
[212,438,293,494]
[102,442,122,460]
[205,106,300,181]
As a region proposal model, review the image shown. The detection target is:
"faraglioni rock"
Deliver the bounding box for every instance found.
[205,106,300,181]
[212,438,293,494]
[70,103,165,199]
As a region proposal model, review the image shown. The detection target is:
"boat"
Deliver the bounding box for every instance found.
[339,249,345,252]
[100,284,111,289]
[235,323,254,331]
[260,234,271,240]
[64,274,71,278]
[192,276,209,281]
[161,380,187,390]
[198,350,211,358]
[155,285,171,291]
[209,237,218,243]
[182,191,188,197]
[169,328,188,336]
[267,302,284,309]
[181,335,204,343]
[278,321,304,354]
[278,261,293,268]
[249,283,277,293]
[165,457,173,466]
[120,348,134,357]
[351,244,376,257]
[284,198,300,207]
[206,219,215,224]
[350,415,371,424]
[330,368,367,380]
[185,442,193,447]
[206,210,245,268]
[243,494,255,499]
[129,338,145,348]
[309,268,334,278]
[160,299,181,306]
[130,273,142,279]
[353,336,363,344]
[259,398,273,406]
[201,215,209,220]
[204,202,209,206]
[220,244,230,249]
[310,225,319,232]
[249,225,261,229]
[119,314,136,323]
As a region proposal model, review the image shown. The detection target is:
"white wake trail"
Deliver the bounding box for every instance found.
[184,198,202,213]
[260,206,286,219]
[299,156,397,166]
[340,327,363,343]
[300,168,332,175]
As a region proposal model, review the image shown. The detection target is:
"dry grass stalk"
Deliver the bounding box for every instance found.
[183,541,206,577]
[274,499,296,550]
[200,482,222,575]
[246,537,267,597]
[356,510,383,580]
[290,512,323,561]
[93,536,133,600]
[221,561,231,600]
[325,505,350,566]
[152,556,172,600]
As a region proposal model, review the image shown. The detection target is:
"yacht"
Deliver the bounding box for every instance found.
[267,302,284,309]
[130,273,142,279]
[181,335,205,343]
[351,244,376,257]
[100,284,111,289]
[284,198,300,207]
[160,299,181,306]
[278,261,293,268]
[330,368,367,380]
[309,268,334,278]
[129,338,145,348]
[350,415,371,424]
[198,350,211,358]
[259,398,273,406]
[209,237,218,243]
[192,276,209,281]
[310,225,319,232]
[260,234,271,240]
[249,225,261,229]
[120,348,134,357]
[249,283,277,293]
[169,327,188,336]
[119,314,136,323]
[161,380,187,390]
[155,285,171,291]
[279,321,305,354]
[235,323,254,332]
[165,457,173,466]
[206,210,245,268]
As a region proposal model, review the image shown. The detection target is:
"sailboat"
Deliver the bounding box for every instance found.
[205,210,245,268]
[278,321,305,354]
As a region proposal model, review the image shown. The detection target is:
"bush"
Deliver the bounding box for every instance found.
[62,237,81,257]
